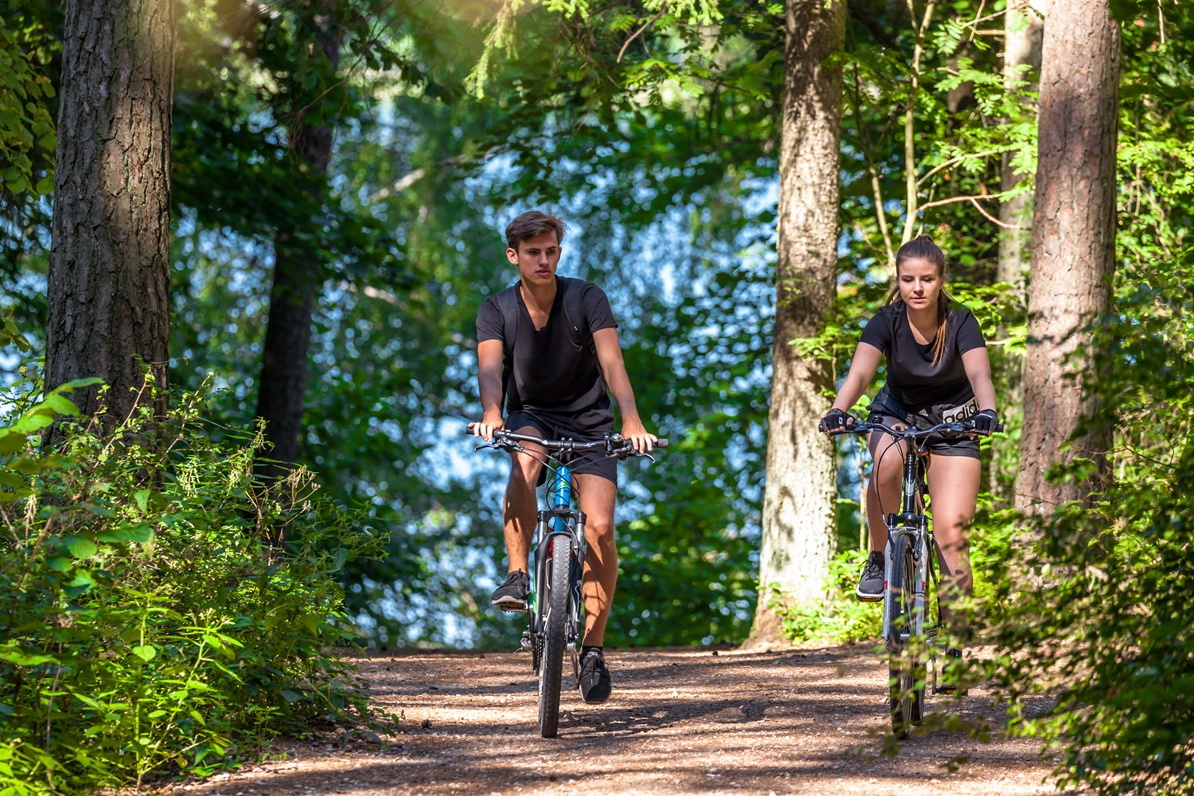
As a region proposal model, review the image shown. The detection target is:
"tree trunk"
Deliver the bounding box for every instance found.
[989,0,1043,506]
[46,0,174,427]
[1015,0,1119,515]
[747,0,846,648]
[997,0,1044,290]
[253,3,341,481]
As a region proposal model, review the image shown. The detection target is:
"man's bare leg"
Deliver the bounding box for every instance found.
[491,427,544,609]
[574,471,617,703]
[574,472,617,646]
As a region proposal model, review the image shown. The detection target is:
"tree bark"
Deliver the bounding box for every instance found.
[253,2,341,481]
[747,0,845,648]
[1014,0,1119,515]
[46,0,174,427]
[997,0,1044,291]
[989,0,1044,506]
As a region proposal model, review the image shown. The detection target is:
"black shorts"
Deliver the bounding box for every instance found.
[506,410,618,485]
[868,388,981,460]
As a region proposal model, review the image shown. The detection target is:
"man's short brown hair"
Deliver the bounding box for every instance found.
[505,210,567,251]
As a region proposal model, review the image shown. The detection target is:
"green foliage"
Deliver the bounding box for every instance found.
[0,27,54,198]
[973,6,1194,793]
[768,549,883,645]
[0,379,385,794]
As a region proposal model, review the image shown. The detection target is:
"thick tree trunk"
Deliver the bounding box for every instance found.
[989,0,1043,506]
[1014,0,1119,515]
[747,0,845,648]
[253,5,341,481]
[46,0,174,427]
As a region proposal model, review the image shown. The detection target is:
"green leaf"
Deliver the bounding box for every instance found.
[0,645,59,666]
[46,556,72,572]
[64,570,95,596]
[0,430,28,455]
[132,645,157,662]
[65,535,99,559]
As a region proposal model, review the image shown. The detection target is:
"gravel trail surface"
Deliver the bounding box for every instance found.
[160,645,1061,796]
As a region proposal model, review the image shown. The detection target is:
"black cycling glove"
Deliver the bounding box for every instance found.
[818,408,854,434]
[972,409,998,435]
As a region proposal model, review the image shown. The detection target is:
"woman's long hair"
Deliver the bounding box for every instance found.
[885,235,952,365]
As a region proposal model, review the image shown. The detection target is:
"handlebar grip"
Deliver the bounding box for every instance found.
[995,423,1005,433]
[654,439,669,448]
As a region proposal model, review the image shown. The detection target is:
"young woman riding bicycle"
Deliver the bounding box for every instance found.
[819,236,998,673]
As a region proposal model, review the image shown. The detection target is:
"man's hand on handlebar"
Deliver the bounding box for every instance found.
[468,413,505,442]
[620,419,658,454]
[818,408,855,434]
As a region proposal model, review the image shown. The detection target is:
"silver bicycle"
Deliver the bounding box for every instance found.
[831,417,999,736]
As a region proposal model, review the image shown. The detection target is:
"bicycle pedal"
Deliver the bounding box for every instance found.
[494,601,529,613]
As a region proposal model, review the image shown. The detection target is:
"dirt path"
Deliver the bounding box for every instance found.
[160,645,1062,796]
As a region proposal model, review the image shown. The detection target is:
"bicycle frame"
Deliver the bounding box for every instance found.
[529,455,587,672]
[879,444,938,649]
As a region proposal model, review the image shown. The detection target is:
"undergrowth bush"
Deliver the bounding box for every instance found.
[972,247,1194,794]
[772,508,1012,648]
[0,376,386,793]
[768,548,882,645]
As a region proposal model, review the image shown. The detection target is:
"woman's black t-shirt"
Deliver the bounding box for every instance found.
[859,301,986,412]
[476,278,617,436]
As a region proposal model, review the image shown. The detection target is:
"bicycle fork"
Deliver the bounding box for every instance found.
[524,462,587,674]
[880,522,930,645]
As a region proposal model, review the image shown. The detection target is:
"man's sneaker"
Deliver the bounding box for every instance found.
[938,648,969,695]
[856,550,885,602]
[490,570,530,611]
[578,647,612,704]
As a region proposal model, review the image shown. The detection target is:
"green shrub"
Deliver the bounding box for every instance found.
[769,549,883,645]
[0,378,385,793]
[976,246,1194,795]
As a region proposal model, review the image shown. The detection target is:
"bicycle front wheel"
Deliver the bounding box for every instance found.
[538,533,572,738]
[887,532,926,737]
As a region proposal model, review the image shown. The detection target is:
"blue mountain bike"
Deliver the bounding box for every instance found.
[472,429,666,737]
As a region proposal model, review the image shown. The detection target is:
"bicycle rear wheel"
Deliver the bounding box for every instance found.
[538,533,571,738]
[887,532,925,737]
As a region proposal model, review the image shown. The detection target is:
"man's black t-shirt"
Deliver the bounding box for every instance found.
[859,301,986,412]
[476,278,617,436]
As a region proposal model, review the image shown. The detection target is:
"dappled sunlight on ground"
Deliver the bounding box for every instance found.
[154,646,1058,796]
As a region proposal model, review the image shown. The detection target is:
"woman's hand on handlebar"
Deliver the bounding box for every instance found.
[970,409,998,438]
[468,413,505,442]
[818,408,855,434]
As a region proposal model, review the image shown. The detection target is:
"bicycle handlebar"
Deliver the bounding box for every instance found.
[828,419,1005,440]
[465,427,668,455]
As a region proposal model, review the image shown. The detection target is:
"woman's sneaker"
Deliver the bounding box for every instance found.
[490,570,530,611]
[856,551,885,602]
[938,648,969,695]
[579,647,612,704]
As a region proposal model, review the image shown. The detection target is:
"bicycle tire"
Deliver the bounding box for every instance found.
[887,532,926,737]
[538,533,571,738]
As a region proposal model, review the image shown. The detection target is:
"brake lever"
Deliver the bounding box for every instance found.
[475,439,524,453]
[614,445,655,463]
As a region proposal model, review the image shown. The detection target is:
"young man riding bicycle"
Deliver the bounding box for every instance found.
[469,210,657,704]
